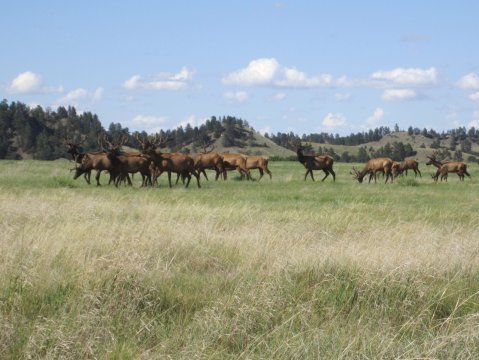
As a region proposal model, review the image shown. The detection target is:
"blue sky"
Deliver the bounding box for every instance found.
[1,1,479,135]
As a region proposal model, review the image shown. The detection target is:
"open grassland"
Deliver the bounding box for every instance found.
[1,160,479,359]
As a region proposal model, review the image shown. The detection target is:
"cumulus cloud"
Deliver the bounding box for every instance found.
[132,115,167,126]
[371,67,438,87]
[222,58,335,88]
[322,113,346,128]
[177,115,208,129]
[366,108,384,125]
[457,73,479,90]
[123,66,194,90]
[273,92,286,101]
[56,87,104,105]
[468,111,479,128]
[7,71,63,94]
[381,89,417,101]
[224,91,249,103]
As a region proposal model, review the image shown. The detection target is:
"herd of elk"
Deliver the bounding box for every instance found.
[67,135,473,188]
[426,153,470,182]
[293,141,335,182]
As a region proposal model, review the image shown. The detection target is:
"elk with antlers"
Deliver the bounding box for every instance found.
[137,134,201,188]
[194,142,225,181]
[351,157,394,184]
[293,142,335,182]
[64,134,92,184]
[425,153,470,182]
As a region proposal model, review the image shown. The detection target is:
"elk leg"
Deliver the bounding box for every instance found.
[329,168,336,182]
[96,170,102,186]
[192,170,201,188]
[167,172,172,188]
[310,170,315,181]
[304,170,310,181]
[417,168,422,178]
[257,168,264,181]
[266,167,272,179]
[320,170,329,182]
[184,172,192,188]
[201,169,209,181]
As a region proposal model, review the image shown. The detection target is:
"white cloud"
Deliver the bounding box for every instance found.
[468,111,479,128]
[259,126,271,135]
[132,115,167,126]
[335,93,351,102]
[273,92,286,101]
[177,115,208,129]
[224,91,249,103]
[322,113,346,128]
[457,73,479,90]
[371,67,437,86]
[381,89,417,101]
[8,71,42,93]
[123,66,194,90]
[222,58,335,88]
[56,87,104,105]
[469,92,479,101]
[367,108,385,126]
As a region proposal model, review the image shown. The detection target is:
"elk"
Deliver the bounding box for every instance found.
[137,134,201,188]
[194,143,225,181]
[64,135,91,184]
[425,154,470,182]
[221,153,252,180]
[392,159,421,178]
[245,155,272,181]
[351,157,394,184]
[103,135,152,187]
[294,142,335,182]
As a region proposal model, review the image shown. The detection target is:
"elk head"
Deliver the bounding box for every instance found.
[350,166,364,183]
[64,134,87,161]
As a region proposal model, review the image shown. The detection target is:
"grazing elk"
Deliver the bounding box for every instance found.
[137,134,201,188]
[245,155,272,181]
[351,157,394,184]
[294,142,335,182]
[392,159,422,178]
[425,154,470,182]
[194,143,225,181]
[221,153,252,180]
[64,135,92,184]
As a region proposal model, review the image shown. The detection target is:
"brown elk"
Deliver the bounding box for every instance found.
[351,157,394,183]
[245,155,272,181]
[137,134,201,188]
[221,153,252,180]
[392,159,421,178]
[294,142,335,182]
[194,142,225,181]
[64,135,92,184]
[425,154,470,182]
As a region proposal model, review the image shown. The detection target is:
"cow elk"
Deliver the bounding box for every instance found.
[245,155,272,181]
[294,142,335,182]
[392,159,421,178]
[425,154,470,182]
[194,143,225,181]
[221,153,252,180]
[351,157,394,184]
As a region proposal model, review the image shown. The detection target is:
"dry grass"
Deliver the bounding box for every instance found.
[0,159,478,358]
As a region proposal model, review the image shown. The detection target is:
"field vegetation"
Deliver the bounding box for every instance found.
[1,159,478,358]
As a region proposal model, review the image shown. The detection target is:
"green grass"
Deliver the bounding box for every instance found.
[0,159,478,358]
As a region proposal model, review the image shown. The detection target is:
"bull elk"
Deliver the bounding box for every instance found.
[137,134,201,188]
[392,159,421,178]
[425,154,470,182]
[245,155,272,181]
[64,135,91,184]
[351,157,394,183]
[194,143,225,181]
[294,142,335,182]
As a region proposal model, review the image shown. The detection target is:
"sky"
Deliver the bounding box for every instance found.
[1,1,479,136]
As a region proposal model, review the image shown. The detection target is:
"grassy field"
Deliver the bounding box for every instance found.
[1,159,479,359]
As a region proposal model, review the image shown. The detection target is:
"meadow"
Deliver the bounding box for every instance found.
[0,159,478,359]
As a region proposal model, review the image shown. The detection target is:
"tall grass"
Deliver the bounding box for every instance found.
[0,160,478,358]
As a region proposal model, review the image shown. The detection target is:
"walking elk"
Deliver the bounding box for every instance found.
[294,142,335,182]
[425,154,470,182]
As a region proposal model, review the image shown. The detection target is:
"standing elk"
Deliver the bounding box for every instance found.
[64,135,92,184]
[392,159,421,178]
[194,143,225,181]
[137,134,201,188]
[245,155,272,181]
[221,153,252,180]
[351,157,394,184]
[294,142,335,182]
[425,154,470,182]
